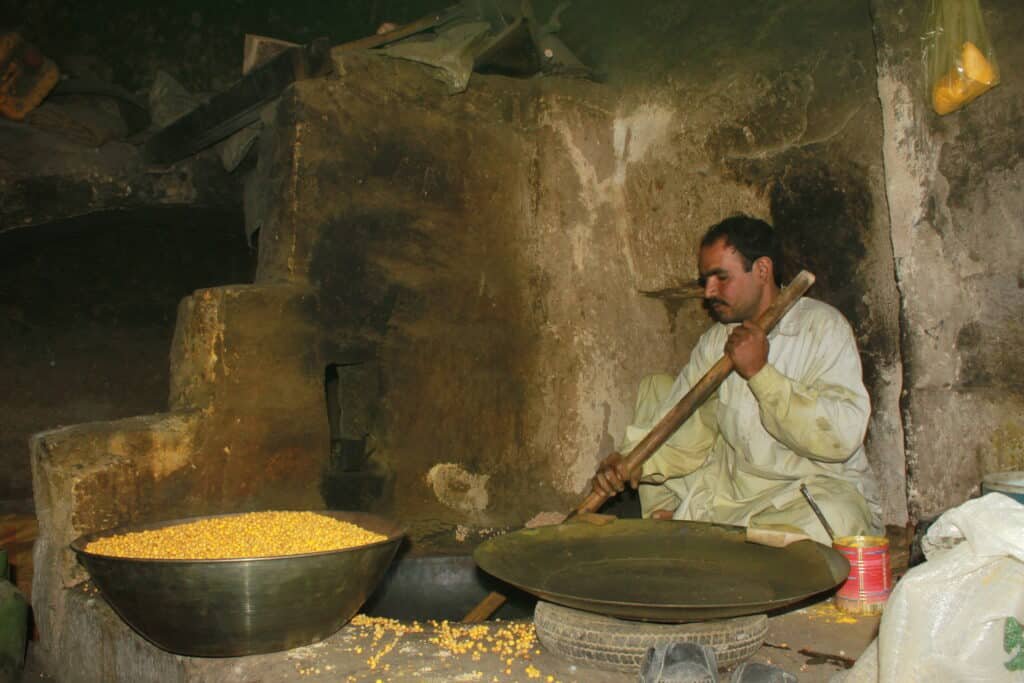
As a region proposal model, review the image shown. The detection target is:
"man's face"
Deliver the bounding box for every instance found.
[698,238,763,323]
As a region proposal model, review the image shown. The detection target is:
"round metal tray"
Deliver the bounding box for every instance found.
[474,518,849,622]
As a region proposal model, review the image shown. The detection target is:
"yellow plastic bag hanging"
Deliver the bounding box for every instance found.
[923,0,1000,115]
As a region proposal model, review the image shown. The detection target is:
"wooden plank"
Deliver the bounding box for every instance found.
[334,5,464,53]
[1,514,37,602]
[0,514,37,548]
[242,35,299,76]
[143,38,332,165]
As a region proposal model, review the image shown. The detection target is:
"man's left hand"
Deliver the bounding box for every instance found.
[725,321,768,379]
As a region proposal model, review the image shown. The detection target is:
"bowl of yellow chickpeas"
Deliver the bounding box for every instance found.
[70,510,405,657]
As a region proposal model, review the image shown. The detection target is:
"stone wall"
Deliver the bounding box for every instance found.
[872,0,1024,520]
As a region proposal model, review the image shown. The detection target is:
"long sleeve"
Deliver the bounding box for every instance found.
[746,316,870,464]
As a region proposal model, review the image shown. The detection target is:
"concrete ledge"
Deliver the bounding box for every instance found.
[51,587,188,683]
[30,411,202,674]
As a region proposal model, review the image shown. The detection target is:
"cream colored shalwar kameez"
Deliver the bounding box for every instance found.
[624,297,881,544]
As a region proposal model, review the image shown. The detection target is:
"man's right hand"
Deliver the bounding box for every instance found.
[591,451,640,497]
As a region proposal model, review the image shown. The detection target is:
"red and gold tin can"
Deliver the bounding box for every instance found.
[833,535,891,615]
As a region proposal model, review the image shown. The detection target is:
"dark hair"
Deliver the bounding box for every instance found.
[700,215,783,286]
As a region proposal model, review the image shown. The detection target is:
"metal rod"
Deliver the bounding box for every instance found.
[800,484,836,541]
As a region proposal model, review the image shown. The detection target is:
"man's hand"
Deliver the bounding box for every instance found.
[725,321,768,379]
[591,451,639,497]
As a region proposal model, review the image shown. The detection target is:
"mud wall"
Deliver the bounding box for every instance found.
[59,0,1023,529]
[872,0,1024,520]
[543,0,906,525]
[26,4,924,676]
[19,13,1024,636]
[250,55,699,535]
[253,0,909,534]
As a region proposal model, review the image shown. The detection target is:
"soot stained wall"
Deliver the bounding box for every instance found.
[872,0,1024,519]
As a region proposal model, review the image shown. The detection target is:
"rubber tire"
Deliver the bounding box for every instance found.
[533,601,767,673]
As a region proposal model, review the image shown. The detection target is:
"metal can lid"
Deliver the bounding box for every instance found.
[833,535,889,550]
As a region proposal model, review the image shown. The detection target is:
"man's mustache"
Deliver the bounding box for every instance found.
[703,298,727,307]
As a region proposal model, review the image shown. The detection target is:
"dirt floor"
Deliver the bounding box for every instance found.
[20,598,877,682]
[752,602,877,681]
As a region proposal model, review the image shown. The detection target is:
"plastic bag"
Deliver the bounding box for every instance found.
[838,493,1024,682]
[923,0,1000,115]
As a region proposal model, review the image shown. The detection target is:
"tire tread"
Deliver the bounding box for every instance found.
[533,601,766,673]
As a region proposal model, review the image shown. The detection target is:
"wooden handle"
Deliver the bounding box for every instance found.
[746,527,812,548]
[462,591,507,623]
[575,270,816,515]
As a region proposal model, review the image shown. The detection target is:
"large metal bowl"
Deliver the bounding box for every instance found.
[70,510,405,657]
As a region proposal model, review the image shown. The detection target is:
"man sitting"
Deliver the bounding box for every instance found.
[592,215,881,543]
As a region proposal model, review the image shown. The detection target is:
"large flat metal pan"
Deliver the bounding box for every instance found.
[474,519,849,622]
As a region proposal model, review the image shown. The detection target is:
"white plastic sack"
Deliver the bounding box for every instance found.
[839,493,1024,682]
